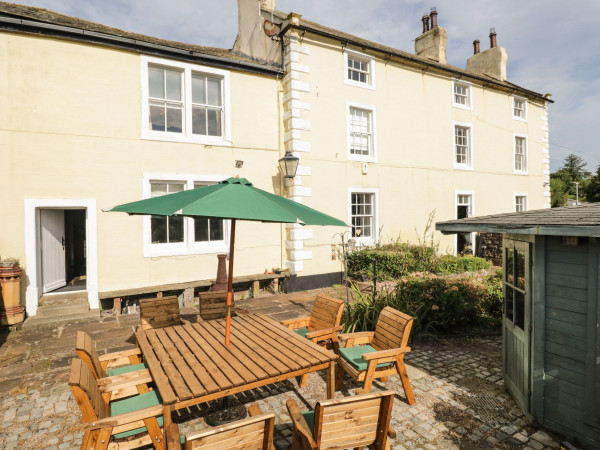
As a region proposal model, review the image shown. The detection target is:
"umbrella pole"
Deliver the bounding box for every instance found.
[225,219,236,346]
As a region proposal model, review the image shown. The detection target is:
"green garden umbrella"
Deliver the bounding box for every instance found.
[109,177,347,344]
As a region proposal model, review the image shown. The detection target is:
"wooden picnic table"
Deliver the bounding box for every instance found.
[135,314,337,430]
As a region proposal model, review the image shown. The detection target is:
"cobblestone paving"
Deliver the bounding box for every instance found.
[0,290,563,449]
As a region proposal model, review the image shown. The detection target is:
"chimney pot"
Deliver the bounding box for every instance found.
[430,8,438,28]
[421,15,430,33]
[473,39,480,54]
[489,28,497,48]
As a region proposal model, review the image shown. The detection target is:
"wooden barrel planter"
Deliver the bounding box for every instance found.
[0,265,25,325]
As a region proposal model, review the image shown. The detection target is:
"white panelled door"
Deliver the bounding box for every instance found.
[40,209,66,293]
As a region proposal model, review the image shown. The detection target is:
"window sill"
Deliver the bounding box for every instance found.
[514,170,528,175]
[452,103,473,111]
[141,131,232,147]
[512,116,527,122]
[454,164,473,171]
[348,153,376,163]
[344,79,375,90]
[144,242,229,258]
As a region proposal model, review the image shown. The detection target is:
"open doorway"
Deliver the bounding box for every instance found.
[456,193,473,255]
[40,208,87,293]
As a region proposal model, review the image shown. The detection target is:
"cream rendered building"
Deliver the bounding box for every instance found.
[235,1,552,268]
[0,1,551,318]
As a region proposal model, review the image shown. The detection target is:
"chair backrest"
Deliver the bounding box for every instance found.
[313,390,394,449]
[69,358,107,422]
[139,295,182,330]
[198,290,233,320]
[308,295,345,332]
[372,306,413,351]
[184,411,275,449]
[76,330,106,379]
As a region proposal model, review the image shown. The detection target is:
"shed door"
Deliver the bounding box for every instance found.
[503,238,531,414]
[40,209,66,293]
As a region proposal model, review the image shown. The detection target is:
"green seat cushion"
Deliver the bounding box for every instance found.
[295,327,311,338]
[106,362,148,377]
[111,390,163,439]
[338,345,393,372]
[302,410,315,434]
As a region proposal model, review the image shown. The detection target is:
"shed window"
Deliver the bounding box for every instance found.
[505,246,527,330]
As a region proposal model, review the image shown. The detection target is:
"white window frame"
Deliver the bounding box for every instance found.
[453,121,473,170]
[143,173,230,257]
[348,188,379,246]
[455,190,475,256]
[514,133,528,175]
[347,102,377,162]
[344,49,376,90]
[452,80,472,110]
[141,56,232,146]
[512,96,527,121]
[514,193,528,212]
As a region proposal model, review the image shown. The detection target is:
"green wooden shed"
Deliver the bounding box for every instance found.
[437,203,600,448]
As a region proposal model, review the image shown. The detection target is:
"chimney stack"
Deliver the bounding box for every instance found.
[466,27,507,81]
[414,7,447,64]
[489,27,497,48]
[422,15,430,33]
[430,7,438,28]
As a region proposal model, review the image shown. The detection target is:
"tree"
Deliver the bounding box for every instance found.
[550,177,569,207]
[550,154,591,205]
[561,153,591,181]
[585,165,600,203]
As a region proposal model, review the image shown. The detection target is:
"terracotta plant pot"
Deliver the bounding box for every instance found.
[0,265,24,325]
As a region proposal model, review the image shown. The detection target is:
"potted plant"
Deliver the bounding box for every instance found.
[0,257,25,325]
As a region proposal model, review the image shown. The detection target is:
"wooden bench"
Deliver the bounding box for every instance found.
[336,306,415,405]
[166,404,274,449]
[286,389,396,449]
[139,295,185,330]
[198,290,235,320]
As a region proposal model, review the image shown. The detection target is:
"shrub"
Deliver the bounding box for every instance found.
[342,275,503,339]
[347,244,491,280]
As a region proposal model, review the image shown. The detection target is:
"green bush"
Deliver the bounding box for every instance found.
[342,275,503,338]
[347,244,490,280]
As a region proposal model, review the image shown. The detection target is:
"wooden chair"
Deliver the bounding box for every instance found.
[166,404,274,449]
[69,358,164,450]
[76,331,150,400]
[198,290,235,321]
[286,389,396,449]
[281,295,345,387]
[335,306,415,405]
[139,295,185,330]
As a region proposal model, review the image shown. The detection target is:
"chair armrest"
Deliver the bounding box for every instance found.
[98,348,141,362]
[81,404,163,431]
[280,316,311,329]
[166,423,181,450]
[248,403,263,417]
[338,331,374,347]
[286,399,317,449]
[361,347,411,361]
[305,326,341,340]
[388,425,397,439]
[98,369,153,393]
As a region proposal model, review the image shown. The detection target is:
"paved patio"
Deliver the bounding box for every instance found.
[0,288,562,449]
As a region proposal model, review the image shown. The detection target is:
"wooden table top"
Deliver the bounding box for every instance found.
[135,314,337,406]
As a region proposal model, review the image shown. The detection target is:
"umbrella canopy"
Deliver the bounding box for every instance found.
[109,177,347,344]
[110,177,346,226]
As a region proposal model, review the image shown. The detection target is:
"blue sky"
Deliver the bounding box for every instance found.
[14,0,600,173]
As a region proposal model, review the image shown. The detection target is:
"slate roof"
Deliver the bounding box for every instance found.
[0,2,280,74]
[270,9,550,103]
[436,203,600,237]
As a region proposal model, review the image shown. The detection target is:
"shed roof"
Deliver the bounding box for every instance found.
[436,203,600,237]
[0,2,281,75]
[271,9,551,103]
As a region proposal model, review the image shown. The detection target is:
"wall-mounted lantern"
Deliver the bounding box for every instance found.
[278,150,299,178]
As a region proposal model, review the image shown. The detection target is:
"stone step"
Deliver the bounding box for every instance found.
[39,291,88,307]
[36,298,90,318]
[22,309,101,331]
